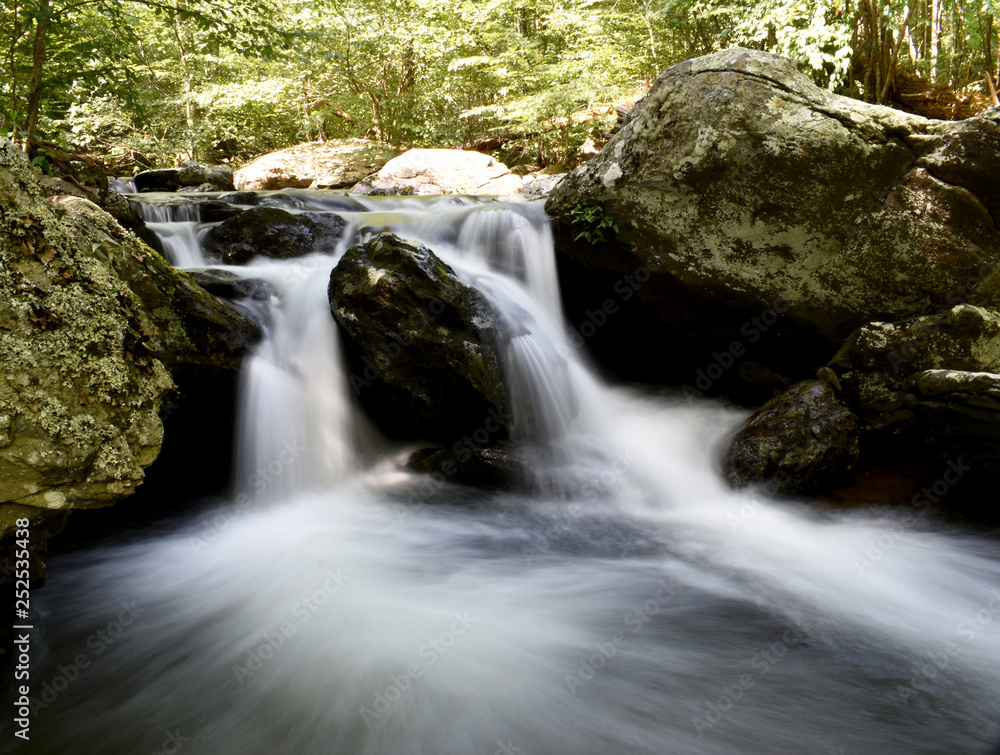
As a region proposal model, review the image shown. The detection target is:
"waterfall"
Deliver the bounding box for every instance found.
[24,191,1000,755]
[109,177,137,193]
[232,260,359,501]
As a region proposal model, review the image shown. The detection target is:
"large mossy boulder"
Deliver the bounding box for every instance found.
[329,233,508,441]
[0,139,260,541]
[202,206,346,264]
[39,174,164,253]
[723,378,860,495]
[546,47,1000,391]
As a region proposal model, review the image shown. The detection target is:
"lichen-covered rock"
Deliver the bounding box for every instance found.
[0,145,172,535]
[202,206,346,265]
[723,378,860,495]
[135,161,235,192]
[546,47,1000,389]
[908,370,1000,472]
[329,233,508,441]
[0,138,260,540]
[38,175,163,253]
[351,149,524,196]
[518,173,565,197]
[197,199,247,223]
[830,305,1000,433]
[234,139,400,191]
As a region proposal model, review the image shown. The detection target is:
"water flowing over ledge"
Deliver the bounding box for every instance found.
[25,191,1000,755]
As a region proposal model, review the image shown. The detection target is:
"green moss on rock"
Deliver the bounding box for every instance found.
[0,138,261,539]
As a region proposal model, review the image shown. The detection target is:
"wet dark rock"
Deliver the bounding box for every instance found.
[197,200,247,223]
[186,269,275,302]
[176,183,219,193]
[217,191,262,206]
[408,441,527,490]
[135,161,235,192]
[329,232,509,441]
[302,212,348,252]
[723,379,860,495]
[202,207,319,265]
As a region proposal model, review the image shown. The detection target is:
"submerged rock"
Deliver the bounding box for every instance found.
[352,149,523,196]
[408,441,527,491]
[135,161,235,192]
[202,206,346,264]
[547,47,1000,390]
[329,233,508,441]
[197,199,247,223]
[723,378,860,495]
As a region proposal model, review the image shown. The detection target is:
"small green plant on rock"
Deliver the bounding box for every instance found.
[565,202,619,244]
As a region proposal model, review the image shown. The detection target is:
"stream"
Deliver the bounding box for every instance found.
[15,191,1000,755]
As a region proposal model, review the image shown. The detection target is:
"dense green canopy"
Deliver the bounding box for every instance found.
[3,0,998,171]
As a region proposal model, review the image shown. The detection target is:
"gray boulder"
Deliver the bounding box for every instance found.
[234,138,400,190]
[546,47,1000,390]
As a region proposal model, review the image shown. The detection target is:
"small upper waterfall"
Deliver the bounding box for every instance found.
[24,190,1000,755]
[109,177,137,193]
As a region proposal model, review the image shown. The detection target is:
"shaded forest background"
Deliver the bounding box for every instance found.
[3,0,999,173]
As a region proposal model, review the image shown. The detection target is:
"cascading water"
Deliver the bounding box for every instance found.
[131,196,206,268]
[18,192,1000,755]
[109,177,137,193]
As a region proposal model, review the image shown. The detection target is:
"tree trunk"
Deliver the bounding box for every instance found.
[931,0,940,79]
[24,0,49,155]
[174,0,197,161]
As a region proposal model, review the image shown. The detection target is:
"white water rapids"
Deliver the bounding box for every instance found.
[17,192,1000,754]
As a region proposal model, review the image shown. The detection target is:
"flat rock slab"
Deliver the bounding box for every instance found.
[351,149,524,196]
[235,139,401,191]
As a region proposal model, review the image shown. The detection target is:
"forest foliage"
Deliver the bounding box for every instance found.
[3,0,998,172]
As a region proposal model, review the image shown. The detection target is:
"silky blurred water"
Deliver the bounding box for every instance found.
[13,194,1000,755]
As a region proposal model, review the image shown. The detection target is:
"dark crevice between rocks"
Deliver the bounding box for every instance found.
[47,367,241,558]
[916,164,1000,233]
